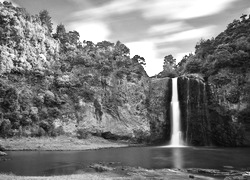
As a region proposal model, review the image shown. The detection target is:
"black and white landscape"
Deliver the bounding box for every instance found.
[0,0,250,179]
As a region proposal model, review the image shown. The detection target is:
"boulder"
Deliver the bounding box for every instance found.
[0,151,7,156]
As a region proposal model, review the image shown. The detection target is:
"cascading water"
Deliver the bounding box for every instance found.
[169,78,185,147]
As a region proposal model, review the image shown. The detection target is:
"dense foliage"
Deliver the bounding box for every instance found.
[0,2,148,139]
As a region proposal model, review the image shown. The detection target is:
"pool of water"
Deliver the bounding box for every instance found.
[0,146,250,176]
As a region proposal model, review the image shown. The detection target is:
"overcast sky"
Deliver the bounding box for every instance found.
[3,0,250,76]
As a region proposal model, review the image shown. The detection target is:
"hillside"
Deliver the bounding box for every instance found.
[0,2,150,142]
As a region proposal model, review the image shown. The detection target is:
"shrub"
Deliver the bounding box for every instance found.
[44,91,56,107]
[39,120,51,132]
[37,127,46,137]
[0,119,12,137]
[48,107,61,118]
[76,129,89,139]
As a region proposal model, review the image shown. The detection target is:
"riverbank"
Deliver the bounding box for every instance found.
[0,167,217,180]
[0,136,129,151]
[1,163,249,180]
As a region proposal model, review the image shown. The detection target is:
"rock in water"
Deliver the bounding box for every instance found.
[0,151,7,156]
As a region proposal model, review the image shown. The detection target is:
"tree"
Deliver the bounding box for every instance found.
[195,38,215,59]
[132,55,146,65]
[68,30,80,46]
[39,10,53,35]
[163,54,176,71]
[53,24,67,43]
[114,41,130,57]
[240,14,247,21]
[176,53,194,74]
[184,57,202,73]
[96,41,114,49]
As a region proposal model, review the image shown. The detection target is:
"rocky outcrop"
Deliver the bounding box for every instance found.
[177,74,246,146]
[53,67,151,141]
[206,70,248,146]
[0,151,7,156]
[147,77,172,143]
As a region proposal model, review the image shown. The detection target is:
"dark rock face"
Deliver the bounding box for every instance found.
[147,77,172,143]
[178,77,211,146]
[206,82,246,146]
[177,74,246,146]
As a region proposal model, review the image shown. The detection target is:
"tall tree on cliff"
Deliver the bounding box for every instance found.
[163,54,176,71]
[39,10,53,35]
[156,54,177,78]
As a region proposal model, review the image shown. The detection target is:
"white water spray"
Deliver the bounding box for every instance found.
[169,78,185,147]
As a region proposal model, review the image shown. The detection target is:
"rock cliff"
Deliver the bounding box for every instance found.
[178,76,211,146]
[147,77,172,143]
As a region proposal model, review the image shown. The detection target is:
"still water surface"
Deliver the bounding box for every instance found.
[0,146,250,176]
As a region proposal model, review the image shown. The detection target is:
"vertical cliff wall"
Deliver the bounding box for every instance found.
[178,76,211,146]
[147,77,172,143]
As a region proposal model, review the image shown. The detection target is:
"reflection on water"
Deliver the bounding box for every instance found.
[172,148,183,169]
[0,147,250,176]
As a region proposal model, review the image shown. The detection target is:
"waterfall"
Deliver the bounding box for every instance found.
[169,78,185,147]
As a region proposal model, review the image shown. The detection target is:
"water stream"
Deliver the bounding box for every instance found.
[169,78,185,147]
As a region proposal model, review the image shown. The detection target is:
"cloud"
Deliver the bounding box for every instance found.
[143,0,238,20]
[148,22,191,35]
[71,0,237,22]
[156,26,216,43]
[68,21,110,43]
[71,0,139,21]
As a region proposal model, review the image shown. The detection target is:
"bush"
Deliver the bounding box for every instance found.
[185,59,202,73]
[0,119,12,137]
[37,127,46,137]
[44,91,56,107]
[1,87,18,112]
[48,107,61,118]
[50,126,64,137]
[76,129,89,139]
[39,120,51,133]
